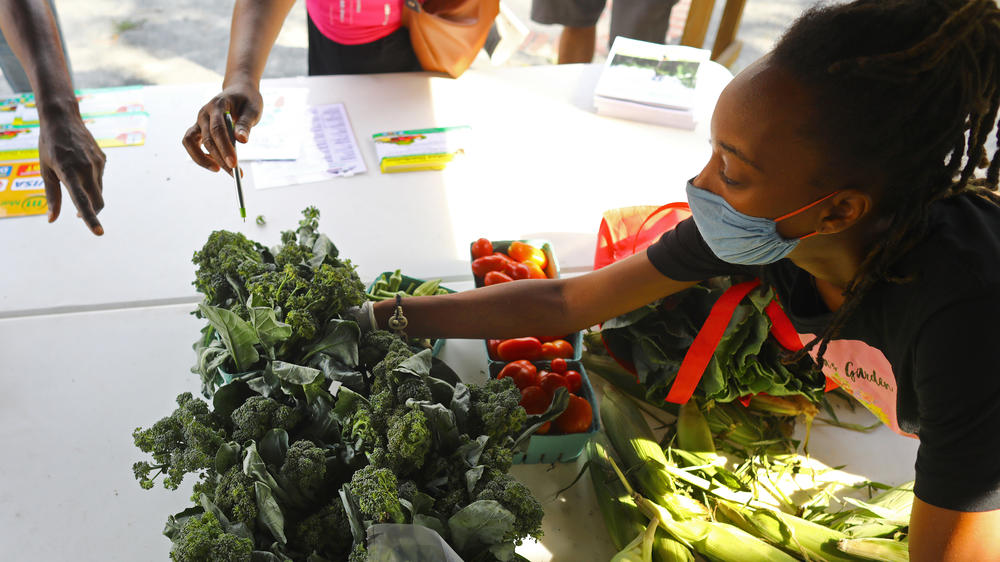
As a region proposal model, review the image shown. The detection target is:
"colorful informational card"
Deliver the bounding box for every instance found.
[0,159,47,218]
[372,126,470,173]
[0,86,148,159]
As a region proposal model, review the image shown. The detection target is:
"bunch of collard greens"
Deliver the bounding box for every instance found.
[132,208,543,562]
[599,277,826,404]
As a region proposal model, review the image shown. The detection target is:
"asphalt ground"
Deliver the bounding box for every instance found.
[0,0,822,96]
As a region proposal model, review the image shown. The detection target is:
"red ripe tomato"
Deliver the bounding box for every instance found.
[549,358,568,373]
[563,370,582,394]
[507,262,531,280]
[538,372,568,397]
[535,421,552,435]
[555,395,593,434]
[496,337,543,361]
[486,339,502,359]
[471,255,507,277]
[471,238,493,259]
[484,271,514,286]
[492,251,517,263]
[498,360,538,390]
[519,386,550,415]
[541,339,573,359]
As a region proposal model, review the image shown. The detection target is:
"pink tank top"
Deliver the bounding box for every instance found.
[307,0,405,45]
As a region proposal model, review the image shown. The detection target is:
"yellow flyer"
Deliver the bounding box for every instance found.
[0,159,47,218]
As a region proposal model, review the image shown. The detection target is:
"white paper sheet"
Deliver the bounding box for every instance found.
[249,103,366,189]
[238,88,309,161]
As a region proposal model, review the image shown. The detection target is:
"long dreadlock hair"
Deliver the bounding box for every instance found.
[769,0,1000,364]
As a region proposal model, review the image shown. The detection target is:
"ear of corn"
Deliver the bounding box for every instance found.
[837,537,910,562]
[635,495,798,562]
[601,386,678,503]
[716,500,858,562]
[588,439,694,562]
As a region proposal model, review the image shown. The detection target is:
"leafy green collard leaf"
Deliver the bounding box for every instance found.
[464,466,485,495]
[308,234,337,268]
[194,339,230,396]
[271,361,322,385]
[215,441,242,474]
[243,442,284,494]
[447,500,516,551]
[310,354,365,394]
[301,319,360,365]
[414,514,450,540]
[163,505,204,541]
[198,303,261,372]
[254,481,288,544]
[250,551,284,562]
[415,402,462,451]
[456,435,490,468]
[212,380,254,421]
[331,386,369,426]
[248,301,293,350]
[339,486,367,543]
[395,348,434,379]
[488,541,517,562]
[449,382,471,429]
[260,428,290,467]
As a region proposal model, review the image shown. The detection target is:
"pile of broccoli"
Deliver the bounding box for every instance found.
[134,208,543,562]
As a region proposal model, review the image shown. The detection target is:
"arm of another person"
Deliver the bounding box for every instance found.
[182,0,296,173]
[909,498,1000,561]
[0,0,105,234]
[907,295,1000,561]
[371,252,698,339]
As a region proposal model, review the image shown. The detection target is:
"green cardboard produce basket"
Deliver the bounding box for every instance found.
[365,271,455,356]
[490,359,600,464]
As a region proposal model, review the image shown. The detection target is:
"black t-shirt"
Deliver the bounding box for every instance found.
[646,193,1000,512]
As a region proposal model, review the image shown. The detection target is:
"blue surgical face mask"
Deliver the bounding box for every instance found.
[685,180,838,265]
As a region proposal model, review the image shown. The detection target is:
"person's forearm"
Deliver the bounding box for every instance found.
[373,279,579,340]
[370,253,698,339]
[0,0,76,114]
[224,0,297,88]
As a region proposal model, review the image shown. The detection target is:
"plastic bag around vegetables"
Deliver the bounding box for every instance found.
[594,203,691,270]
[366,523,465,562]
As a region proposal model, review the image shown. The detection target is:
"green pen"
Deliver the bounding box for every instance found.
[223,112,247,221]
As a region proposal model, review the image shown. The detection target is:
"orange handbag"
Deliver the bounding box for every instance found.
[401,0,499,78]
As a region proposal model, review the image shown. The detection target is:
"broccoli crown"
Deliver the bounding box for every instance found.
[358,330,401,369]
[395,376,432,405]
[230,396,302,444]
[369,339,414,396]
[215,466,258,528]
[348,542,368,562]
[475,470,544,543]
[293,500,352,559]
[385,407,432,475]
[469,378,527,442]
[170,511,253,562]
[480,445,514,473]
[133,392,226,490]
[397,480,419,503]
[280,440,328,499]
[349,465,405,524]
[434,487,469,519]
[192,230,268,306]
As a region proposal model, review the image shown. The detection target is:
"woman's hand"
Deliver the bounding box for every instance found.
[37,107,107,235]
[182,81,262,174]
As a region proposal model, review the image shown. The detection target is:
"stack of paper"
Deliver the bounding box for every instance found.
[593,37,711,130]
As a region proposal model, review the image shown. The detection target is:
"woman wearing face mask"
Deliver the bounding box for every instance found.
[359,1,1000,558]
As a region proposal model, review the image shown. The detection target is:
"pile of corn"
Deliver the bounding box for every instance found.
[592,386,913,562]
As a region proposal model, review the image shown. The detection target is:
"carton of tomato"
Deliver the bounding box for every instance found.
[470,239,560,286]
[489,359,600,465]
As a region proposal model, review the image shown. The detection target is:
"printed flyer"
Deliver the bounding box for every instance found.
[0,159,47,218]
